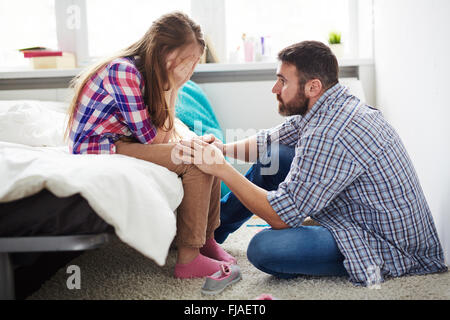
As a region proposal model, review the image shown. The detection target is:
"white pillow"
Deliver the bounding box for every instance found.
[0,100,69,147]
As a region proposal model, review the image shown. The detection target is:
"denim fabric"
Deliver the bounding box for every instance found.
[255,83,447,285]
[216,144,348,278]
[215,144,295,244]
[247,226,348,278]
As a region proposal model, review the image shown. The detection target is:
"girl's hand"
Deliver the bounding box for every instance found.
[167,55,199,89]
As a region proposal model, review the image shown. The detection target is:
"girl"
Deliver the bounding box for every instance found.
[65,12,236,278]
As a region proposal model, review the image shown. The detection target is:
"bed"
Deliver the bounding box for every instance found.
[0,99,185,264]
[0,81,225,298]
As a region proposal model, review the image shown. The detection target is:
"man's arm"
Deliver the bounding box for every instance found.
[175,138,288,229]
[216,135,258,163]
[218,162,289,229]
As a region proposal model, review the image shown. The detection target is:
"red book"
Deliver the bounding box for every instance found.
[23,51,63,58]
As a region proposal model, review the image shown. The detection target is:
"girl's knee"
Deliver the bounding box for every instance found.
[178,163,210,178]
[179,164,216,191]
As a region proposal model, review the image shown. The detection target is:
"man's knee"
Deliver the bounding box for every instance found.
[247,230,274,268]
[277,144,296,169]
[254,144,295,187]
[259,143,294,170]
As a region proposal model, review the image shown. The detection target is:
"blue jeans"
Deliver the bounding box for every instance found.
[215,144,348,278]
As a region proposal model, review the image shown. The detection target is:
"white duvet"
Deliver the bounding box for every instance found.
[0,100,185,266]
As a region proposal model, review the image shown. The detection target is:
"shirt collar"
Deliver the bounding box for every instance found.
[298,82,348,126]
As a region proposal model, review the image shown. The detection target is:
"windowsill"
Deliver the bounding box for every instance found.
[0,58,373,80]
[0,58,373,90]
[0,67,83,79]
[196,58,373,72]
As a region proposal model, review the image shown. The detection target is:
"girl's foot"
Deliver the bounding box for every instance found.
[200,238,237,264]
[174,253,225,279]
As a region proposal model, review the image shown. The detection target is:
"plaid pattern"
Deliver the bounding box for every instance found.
[69,56,157,154]
[257,83,447,286]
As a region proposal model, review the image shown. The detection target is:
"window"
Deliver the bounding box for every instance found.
[225,0,351,61]
[0,0,57,68]
[86,0,191,58]
[0,0,372,70]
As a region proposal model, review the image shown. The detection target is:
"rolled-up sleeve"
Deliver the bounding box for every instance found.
[103,62,157,144]
[256,116,302,159]
[267,134,363,227]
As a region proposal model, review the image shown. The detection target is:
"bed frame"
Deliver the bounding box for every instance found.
[0,233,111,300]
[0,189,114,300]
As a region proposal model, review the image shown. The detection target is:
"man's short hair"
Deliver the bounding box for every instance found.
[278,41,339,89]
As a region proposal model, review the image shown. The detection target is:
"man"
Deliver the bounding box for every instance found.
[174,41,447,286]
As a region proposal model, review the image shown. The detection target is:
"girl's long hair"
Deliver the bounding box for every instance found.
[64,11,205,140]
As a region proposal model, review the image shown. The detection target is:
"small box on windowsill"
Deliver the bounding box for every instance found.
[22,50,77,69]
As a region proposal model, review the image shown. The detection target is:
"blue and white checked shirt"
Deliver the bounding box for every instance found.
[257,83,447,286]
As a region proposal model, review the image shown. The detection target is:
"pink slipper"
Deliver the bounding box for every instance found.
[200,238,237,264]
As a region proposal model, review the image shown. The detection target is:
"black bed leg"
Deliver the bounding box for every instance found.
[0,253,15,300]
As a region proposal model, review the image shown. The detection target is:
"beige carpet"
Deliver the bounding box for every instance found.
[29,218,450,300]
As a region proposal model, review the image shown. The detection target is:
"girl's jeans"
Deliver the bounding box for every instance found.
[215,144,348,278]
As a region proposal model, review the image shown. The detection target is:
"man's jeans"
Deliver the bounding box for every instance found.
[215,144,348,278]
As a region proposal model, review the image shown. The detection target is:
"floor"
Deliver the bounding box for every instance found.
[13,251,82,299]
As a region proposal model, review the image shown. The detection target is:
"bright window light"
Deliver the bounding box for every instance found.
[86,0,191,59]
[0,0,368,69]
[225,0,350,60]
[0,0,57,68]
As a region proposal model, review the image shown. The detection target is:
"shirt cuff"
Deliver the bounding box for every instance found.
[256,129,270,160]
[267,188,306,228]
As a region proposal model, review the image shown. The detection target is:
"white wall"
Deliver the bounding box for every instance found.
[199,81,283,135]
[373,0,450,262]
[198,81,284,173]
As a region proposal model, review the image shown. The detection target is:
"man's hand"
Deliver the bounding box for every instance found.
[172,137,229,177]
[200,134,224,154]
[172,136,289,230]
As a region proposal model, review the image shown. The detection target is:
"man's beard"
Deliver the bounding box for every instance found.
[277,88,309,117]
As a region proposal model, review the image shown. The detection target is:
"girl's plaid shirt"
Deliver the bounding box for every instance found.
[69,56,156,154]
